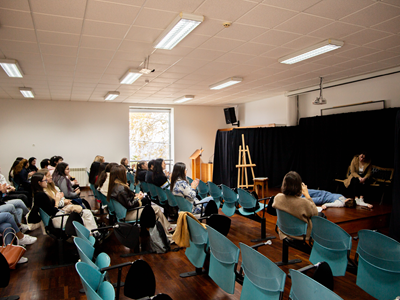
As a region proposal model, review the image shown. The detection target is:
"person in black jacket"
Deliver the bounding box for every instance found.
[152,158,170,189]
[134,161,148,185]
[145,160,155,184]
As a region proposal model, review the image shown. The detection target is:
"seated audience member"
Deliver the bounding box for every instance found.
[303,188,373,210]
[89,155,104,185]
[0,184,30,232]
[0,167,31,208]
[40,158,50,169]
[13,159,34,192]
[27,157,38,173]
[97,163,118,196]
[120,158,133,172]
[344,152,372,201]
[48,156,63,176]
[152,159,171,189]
[0,212,37,264]
[94,162,108,186]
[134,161,148,185]
[273,171,318,240]
[145,160,155,184]
[31,173,97,232]
[171,162,212,214]
[108,165,174,235]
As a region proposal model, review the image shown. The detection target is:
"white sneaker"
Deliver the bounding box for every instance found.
[168,224,177,232]
[17,257,28,264]
[20,224,29,233]
[19,234,37,245]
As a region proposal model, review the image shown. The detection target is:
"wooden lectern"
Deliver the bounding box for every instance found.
[190,149,203,180]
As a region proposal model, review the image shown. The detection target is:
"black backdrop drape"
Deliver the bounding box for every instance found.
[213,108,399,190]
[389,111,400,242]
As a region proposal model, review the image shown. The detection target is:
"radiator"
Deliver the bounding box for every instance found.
[69,167,88,187]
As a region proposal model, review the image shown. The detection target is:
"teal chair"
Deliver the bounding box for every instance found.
[174,195,207,217]
[187,176,193,185]
[309,216,352,277]
[111,199,141,224]
[76,262,115,300]
[207,226,240,294]
[180,215,209,278]
[208,181,222,208]
[74,237,110,272]
[127,172,135,190]
[140,181,150,194]
[73,221,96,246]
[147,183,159,202]
[356,229,400,300]
[197,179,209,199]
[289,269,343,300]
[164,189,178,207]
[275,209,309,266]
[239,243,286,300]
[11,178,19,191]
[154,185,168,205]
[221,184,238,217]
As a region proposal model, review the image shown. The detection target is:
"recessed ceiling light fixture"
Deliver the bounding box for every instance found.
[173,95,195,103]
[279,39,344,65]
[209,77,243,90]
[154,12,204,50]
[0,59,24,78]
[120,69,143,84]
[19,87,34,98]
[105,91,120,101]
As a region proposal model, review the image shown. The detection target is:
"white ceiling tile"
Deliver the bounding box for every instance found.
[261,0,321,12]
[236,4,297,28]
[216,24,267,41]
[304,0,372,20]
[45,63,76,72]
[174,34,210,48]
[78,48,115,60]
[380,55,400,66]
[252,29,301,46]
[311,55,352,66]
[198,37,244,52]
[42,54,77,65]
[85,0,141,25]
[36,31,80,47]
[189,18,225,37]
[156,47,194,57]
[0,9,33,29]
[196,0,257,21]
[133,8,177,29]
[282,36,323,50]
[144,0,204,12]
[0,0,30,11]
[80,36,122,51]
[308,22,364,39]
[232,43,275,56]
[364,35,400,50]
[335,59,370,69]
[30,0,87,18]
[359,50,400,62]
[33,14,83,34]
[125,26,163,43]
[343,29,392,46]
[148,53,182,65]
[275,13,333,35]
[261,47,295,59]
[215,52,255,64]
[113,51,143,61]
[118,40,153,55]
[341,2,400,27]
[83,20,130,38]
[0,40,39,54]
[185,48,225,61]
[40,44,78,57]
[372,16,400,34]
[0,27,36,42]
[335,46,380,59]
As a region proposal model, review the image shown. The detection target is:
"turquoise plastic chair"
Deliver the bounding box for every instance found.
[207,226,240,294]
[356,229,400,300]
[289,269,343,300]
[165,189,178,207]
[239,243,286,300]
[111,199,140,224]
[275,209,308,266]
[11,178,19,191]
[181,215,209,278]
[237,188,267,215]
[76,262,115,300]
[127,172,135,190]
[74,237,110,272]
[309,216,352,276]
[208,181,222,208]
[140,181,150,194]
[154,185,168,205]
[187,176,193,185]
[73,221,96,246]
[147,183,158,201]
[221,184,238,217]
[197,180,209,199]
[175,195,193,213]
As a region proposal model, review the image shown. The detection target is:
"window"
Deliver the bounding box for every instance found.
[129,108,173,169]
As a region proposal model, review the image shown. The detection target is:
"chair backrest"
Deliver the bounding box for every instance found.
[289,269,343,300]
[147,183,158,200]
[237,188,257,209]
[154,185,168,205]
[124,259,156,299]
[221,184,238,204]
[197,180,209,198]
[73,221,95,246]
[96,192,108,208]
[141,181,150,193]
[185,215,208,268]
[90,183,97,198]
[127,172,135,183]
[164,189,178,207]
[276,209,307,239]
[187,176,193,184]
[208,181,222,199]
[74,237,96,268]
[310,216,352,276]
[207,226,240,294]
[76,262,109,300]
[111,199,127,222]
[175,195,193,213]
[240,242,286,300]
[38,207,50,227]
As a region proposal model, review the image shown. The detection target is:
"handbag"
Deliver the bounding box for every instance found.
[0,228,26,269]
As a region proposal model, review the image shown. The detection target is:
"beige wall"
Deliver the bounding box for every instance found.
[0,99,227,179]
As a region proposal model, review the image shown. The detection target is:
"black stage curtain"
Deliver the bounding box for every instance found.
[389,110,400,242]
[213,108,399,190]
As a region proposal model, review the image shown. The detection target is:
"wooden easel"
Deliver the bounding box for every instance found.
[236,134,256,188]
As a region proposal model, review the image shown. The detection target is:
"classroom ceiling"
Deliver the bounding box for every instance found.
[0,0,399,105]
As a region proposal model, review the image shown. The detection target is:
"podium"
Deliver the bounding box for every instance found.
[189,149,213,182]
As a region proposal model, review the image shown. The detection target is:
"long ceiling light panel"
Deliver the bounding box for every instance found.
[120,69,143,84]
[154,12,204,50]
[0,59,24,78]
[173,95,195,103]
[105,91,120,101]
[20,87,34,98]
[209,77,243,90]
[279,39,344,65]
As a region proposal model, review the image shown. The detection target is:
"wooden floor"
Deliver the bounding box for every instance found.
[1,187,389,300]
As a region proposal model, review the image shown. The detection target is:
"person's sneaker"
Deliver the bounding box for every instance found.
[168,224,177,232]
[19,234,37,245]
[17,257,28,264]
[19,224,29,233]
[91,209,99,214]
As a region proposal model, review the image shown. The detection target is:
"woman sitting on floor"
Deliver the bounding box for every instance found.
[170,162,212,214]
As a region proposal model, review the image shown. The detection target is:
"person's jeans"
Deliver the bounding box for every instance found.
[0,212,20,245]
[3,191,31,208]
[0,199,28,224]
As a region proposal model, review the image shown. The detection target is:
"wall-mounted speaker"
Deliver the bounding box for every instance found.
[224,107,237,124]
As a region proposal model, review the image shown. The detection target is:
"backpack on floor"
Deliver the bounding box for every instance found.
[149,220,170,254]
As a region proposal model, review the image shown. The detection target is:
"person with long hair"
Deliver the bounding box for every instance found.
[272,171,318,240]
[343,151,372,201]
[107,165,174,235]
[89,155,105,185]
[170,162,212,214]
[13,159,34,192]
[145,160,155,184]
[48,156,63,176]
[0,166,31,208]
[27,157,38,173]
[94,162,108,187]
[134,161,147,185]
[152,158,170,189]
[97,163,118,196]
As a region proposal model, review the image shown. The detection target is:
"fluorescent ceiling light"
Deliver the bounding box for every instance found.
[19,88,34,98]
[174,95,195,103]
[105,91,120,101]
[154,12,204,50]
[279,39,344,65]
[209,77,243,90]
[120,69,143,84]
[0,59,24,78]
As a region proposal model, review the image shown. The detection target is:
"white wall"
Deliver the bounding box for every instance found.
[298,72,400,118]
[0,99,226,178]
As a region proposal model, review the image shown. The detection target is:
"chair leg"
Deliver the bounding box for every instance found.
[251,217,276,243]
[0,296,19,300]
[179,267,207,278]
[275,240,301,266]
